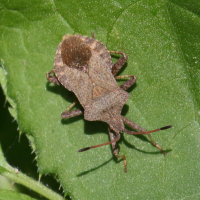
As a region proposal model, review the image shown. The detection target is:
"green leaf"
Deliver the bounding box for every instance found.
[0,0,200,199]
[0,189,37,200]
[0,144,64,200]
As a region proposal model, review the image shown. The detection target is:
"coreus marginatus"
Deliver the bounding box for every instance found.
[47,34,172,172]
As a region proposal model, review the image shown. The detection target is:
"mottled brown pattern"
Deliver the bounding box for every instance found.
[46,34,172,172]
[61,36,91,73]
[78,34,112,70]
[92,85,107,99]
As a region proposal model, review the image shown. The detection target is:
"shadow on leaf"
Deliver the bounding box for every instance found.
[76,158,113,177]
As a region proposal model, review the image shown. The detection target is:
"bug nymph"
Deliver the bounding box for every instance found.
[47,34,172,172]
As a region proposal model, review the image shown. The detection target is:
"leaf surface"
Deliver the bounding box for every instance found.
[0,190,37,200]
[0,0,200,199]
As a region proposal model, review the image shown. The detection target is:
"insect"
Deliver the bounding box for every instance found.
[47,34,172,172]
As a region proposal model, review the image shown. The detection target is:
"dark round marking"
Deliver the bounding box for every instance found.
[61,36,92,73]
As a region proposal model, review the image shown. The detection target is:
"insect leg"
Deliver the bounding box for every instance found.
[110,51,128,76]
[91,32,95,39]
[61,102,83,119]
[121,116,172,155]
[115,75,137,91]
[109,127,127,173]
[46,69,61,85]
[109,51,136,90]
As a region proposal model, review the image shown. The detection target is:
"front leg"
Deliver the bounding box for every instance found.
[62,109,83,119]
[110,51,128,76]
[115,75,136,91]
[109,127,127,172]
[46,69,61,85]
[110,51,136,91]
[61,101,83,119]
[47,71,84,119]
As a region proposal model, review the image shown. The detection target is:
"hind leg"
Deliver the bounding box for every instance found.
[108,127,127,172]
[121,116,166,155]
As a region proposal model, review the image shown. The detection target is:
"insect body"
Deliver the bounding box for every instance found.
[47,34,172,172]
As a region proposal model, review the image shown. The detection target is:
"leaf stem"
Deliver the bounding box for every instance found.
[0,147,64,200]
[1,168,64,200]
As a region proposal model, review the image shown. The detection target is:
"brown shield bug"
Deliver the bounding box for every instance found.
[47,34,172,172]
